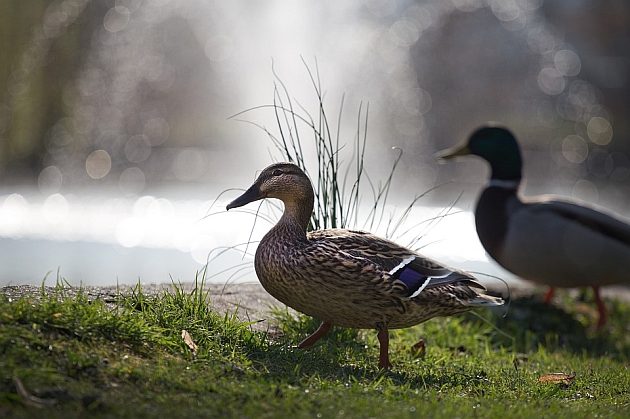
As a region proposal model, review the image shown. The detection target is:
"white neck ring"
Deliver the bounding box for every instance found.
[488,179,520,189]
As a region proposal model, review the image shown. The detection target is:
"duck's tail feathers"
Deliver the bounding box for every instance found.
[464,293,504,307]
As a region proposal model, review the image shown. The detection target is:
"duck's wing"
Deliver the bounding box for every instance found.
[308,229,446,273]
[308,229,498,305]
[530,199,630,246]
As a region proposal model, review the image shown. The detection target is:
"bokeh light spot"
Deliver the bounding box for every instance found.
[115,0,143,13]
[398,87,432,115]
[537,67,565,95]
[43,193,69,224]
[490,0,521,22]
[527,27,556,54]
[389,19,420,47]
[103,6,130,33]
[572,179,598,203]
[554,49,581,77]
[521,0,543,11]
[38,166,63,195]
[119,167,146,195]
[587,117,613,145]
[143,117,170,146]
[0,194,28,237]
[85,150,112,179]
[124,134,152,163]
[115,217,144,248]
[561,135,588,164]
[173,149,207,181]
[133,195,156,216]
[452,0,483,13]
[587,149,614,178]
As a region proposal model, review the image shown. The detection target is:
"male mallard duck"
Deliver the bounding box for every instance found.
[438,125,630,328]
[226,162,503,368]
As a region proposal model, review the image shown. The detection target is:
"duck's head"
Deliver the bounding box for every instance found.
[437,125,522,181]
[226,162,313,211]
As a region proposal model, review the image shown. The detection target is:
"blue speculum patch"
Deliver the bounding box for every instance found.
[398,268,426,295]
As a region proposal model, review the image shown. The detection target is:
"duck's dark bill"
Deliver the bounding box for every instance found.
[436,143,471,161]
[226,184,264,210]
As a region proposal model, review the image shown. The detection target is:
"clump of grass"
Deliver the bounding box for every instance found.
[0,275,266,414]
[118,272,266,365]
[231,58,449,240]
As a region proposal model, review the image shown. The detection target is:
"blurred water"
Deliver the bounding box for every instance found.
[0,187,525,286]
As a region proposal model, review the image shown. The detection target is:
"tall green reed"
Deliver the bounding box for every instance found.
[231,58,442,238]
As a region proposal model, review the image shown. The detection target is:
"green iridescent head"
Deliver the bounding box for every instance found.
[438,125,523,181]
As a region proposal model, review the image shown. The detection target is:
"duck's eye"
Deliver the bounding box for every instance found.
[272,169,283,177]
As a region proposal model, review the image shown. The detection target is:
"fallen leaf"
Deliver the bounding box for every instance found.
[538,372,575,385]
[13,377,57,408]
[410,339,426,358]
[181,329,198,356]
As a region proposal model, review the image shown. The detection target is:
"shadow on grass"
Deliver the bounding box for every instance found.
[249,340,495,390]
[247,340,496,392]
[242,310,500,391]
[461,295,630,361]
[243,293,630,386]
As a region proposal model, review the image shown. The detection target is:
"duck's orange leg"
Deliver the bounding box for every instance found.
[543,287,555,303]
[297,321,332,349]
[377,329,392,370]
[593,286,607,330]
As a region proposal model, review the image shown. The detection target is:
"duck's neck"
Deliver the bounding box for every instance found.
[488,161,522,183]
[485,154,522,194]
[274,195,314,240]
[475,176,521,259]
[475,146,524,258]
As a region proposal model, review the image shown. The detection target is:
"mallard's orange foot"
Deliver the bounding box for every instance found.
[377,329,392,370]
[593,286,607,330]
[297,321,332,349]
[379,359,393,370]
[543,287,555,304]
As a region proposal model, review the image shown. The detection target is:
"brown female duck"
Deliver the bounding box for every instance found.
[227,162,503,369]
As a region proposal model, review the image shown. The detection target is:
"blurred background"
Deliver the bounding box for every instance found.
[0,0,628,286]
